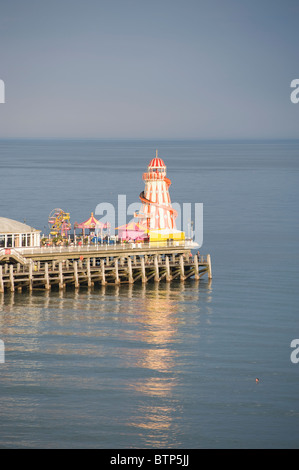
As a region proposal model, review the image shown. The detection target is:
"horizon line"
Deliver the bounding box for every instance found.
[0,136,299,142]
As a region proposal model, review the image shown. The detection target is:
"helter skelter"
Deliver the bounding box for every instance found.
[135,151,185,242]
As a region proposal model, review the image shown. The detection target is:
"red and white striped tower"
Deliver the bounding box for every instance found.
[137,151,177,232]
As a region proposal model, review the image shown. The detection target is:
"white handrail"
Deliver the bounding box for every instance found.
[15,239,199,256]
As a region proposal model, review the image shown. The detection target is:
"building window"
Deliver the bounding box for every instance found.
[22,234,31,247]
[0,235,5,248]
[14,234,20,247]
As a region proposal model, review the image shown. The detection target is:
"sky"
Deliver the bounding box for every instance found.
[0,0,298,139]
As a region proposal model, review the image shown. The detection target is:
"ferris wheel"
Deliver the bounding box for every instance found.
[48,208,71,237]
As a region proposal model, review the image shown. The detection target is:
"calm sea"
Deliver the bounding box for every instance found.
[0,139,299,449]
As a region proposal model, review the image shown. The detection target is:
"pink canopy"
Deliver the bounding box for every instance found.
[116,222,148,241]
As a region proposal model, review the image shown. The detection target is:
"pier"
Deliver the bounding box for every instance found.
[0,153,212,294]
[0,244,212,293]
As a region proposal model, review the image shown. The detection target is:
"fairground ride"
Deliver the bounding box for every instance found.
[48,208,71,237]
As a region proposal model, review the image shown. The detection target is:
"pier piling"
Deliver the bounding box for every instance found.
[74,261,79,288]
[87,261,92,287]
[141,257,147,283]
[154,255,159,282]
[207,254,212,279]
[127,257,133,284]
[165,256,171,282]
[29,264,33,292]
[59,262,64,290]
[179,255,185,281]
[9,265,14,292]
[45,262,50,290]
[0,266,4,293]
[194,254,200,280]
[114,258,120,285]
[101,259,106,285]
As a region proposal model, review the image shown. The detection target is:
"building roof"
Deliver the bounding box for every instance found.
[0,217,40,234]
[148,157,166,169]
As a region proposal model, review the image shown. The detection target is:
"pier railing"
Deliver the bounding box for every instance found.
[0,253,207,270]
[16,240,198,256]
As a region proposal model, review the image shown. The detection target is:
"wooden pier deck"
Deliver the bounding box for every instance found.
[0,244,212,293]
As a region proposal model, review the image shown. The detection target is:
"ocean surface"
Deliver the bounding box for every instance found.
[0,139,299,449]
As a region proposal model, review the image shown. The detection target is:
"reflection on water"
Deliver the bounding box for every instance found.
[0,281,213,448]
[124,285,185,443]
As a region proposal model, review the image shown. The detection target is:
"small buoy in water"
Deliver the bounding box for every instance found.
[255,378,259,383]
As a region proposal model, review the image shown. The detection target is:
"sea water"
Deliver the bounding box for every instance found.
[0,139,299,448]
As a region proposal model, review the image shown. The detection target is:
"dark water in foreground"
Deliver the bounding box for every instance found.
[0,139,299,448]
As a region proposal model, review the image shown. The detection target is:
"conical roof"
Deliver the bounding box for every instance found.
[75,212,104,229]
[148,157,166,169]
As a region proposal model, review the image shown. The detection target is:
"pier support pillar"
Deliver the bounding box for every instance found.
[207,254,212,279]
[59,262,64,290]
[194,255,200,280]
[114,259,120,285]
[165,256,171,282]
[127,257,134,284]
[154,255,159,282]
[9,265,15,292]
[0,266,4,293]
[74,261,79,288]
[101,259,106,285]
[29,263,33,291]
[87,260,92,287]
[45,262,51,290]
[179,255,185,282]
[141,257,147,283]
